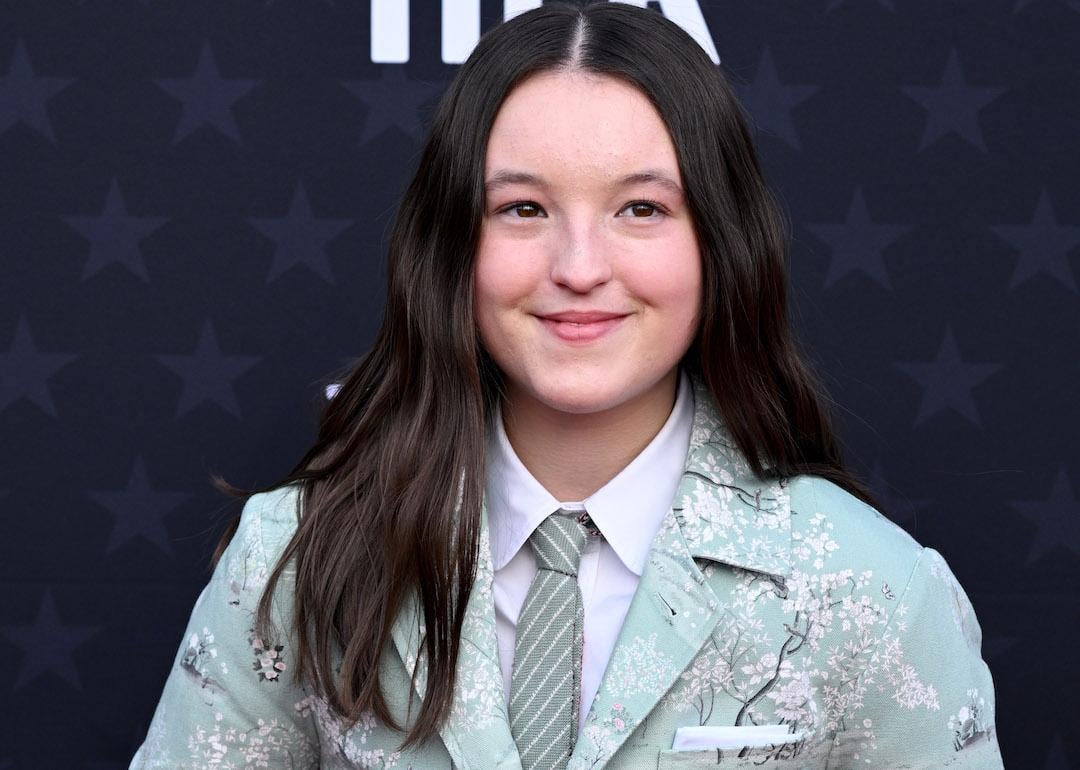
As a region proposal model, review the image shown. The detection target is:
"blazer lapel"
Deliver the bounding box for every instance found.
[391,373,792,770]
[390,495,522,770]
[567,373,793,769]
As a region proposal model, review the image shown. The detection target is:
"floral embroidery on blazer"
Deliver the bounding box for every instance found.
[130,372,1004,769]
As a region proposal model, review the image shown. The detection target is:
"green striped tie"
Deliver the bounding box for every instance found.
[509,508,590,770]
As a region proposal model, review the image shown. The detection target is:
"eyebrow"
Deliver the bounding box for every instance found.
[483,169,684,197]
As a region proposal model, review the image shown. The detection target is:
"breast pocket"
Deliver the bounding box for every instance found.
[655,749,823,768]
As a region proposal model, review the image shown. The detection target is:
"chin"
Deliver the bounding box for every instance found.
[533,382,623,414]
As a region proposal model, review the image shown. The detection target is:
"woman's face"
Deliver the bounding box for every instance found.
[474,70,702,415]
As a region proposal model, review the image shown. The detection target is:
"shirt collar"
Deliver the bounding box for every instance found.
[484,367,695,576]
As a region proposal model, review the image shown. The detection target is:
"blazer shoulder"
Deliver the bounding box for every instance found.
[785,473,924,577]
[236,482,304,563]
[779,479,1002,767]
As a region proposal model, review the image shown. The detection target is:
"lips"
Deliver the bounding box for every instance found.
[540,311,628,323]
[537,313,627,343]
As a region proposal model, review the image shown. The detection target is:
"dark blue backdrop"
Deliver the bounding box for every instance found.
[1,1,1077,767]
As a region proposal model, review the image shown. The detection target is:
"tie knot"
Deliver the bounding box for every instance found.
[529,508,590,577]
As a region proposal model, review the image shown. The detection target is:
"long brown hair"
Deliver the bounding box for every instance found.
[208,1,885,753]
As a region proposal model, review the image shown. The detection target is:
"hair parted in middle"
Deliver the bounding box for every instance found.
[209,1,883,753]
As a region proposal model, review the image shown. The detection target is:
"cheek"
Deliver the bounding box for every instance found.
[472,262,499,348]
[637,240,702,318]
[472,239,540,349]
[473,237,542,310]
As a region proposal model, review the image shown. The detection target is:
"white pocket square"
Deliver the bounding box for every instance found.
[671,725,807,751]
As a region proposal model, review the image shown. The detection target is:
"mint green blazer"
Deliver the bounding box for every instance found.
[130,374,1004,769]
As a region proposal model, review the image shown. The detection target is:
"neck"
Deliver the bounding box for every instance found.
[499,367,680,502]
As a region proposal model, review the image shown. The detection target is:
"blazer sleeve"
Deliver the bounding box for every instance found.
[829,546,1005,769]
[129,488,321,769]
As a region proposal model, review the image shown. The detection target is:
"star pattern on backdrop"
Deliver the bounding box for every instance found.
[0,38,74,142]
[343,64,446,145]
[62,177,168,282]
[155,319,261,419]
[0,590,101,691]
[1011,467,1080,564]
[805,186,911,290]
[154,40,260,145]
[733,46,817,151]
[0,1,1072,764]
[900,48,1007,153]
[248,181,353,284]
[0,314,80,417]
[86,455,190,556]
[990,188,1080,292]
[893,326,1000,429]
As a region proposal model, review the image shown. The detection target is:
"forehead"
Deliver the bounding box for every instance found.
[484,70,680,184]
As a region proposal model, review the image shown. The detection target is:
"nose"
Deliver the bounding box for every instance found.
[548,216,614,292]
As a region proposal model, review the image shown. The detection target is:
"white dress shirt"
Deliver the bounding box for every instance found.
[483,367,695,739]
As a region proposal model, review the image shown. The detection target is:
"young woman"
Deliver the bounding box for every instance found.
[131,3,1003,769]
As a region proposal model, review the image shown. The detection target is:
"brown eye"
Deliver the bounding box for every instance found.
[619,200,666,218]
[502,202,545,218]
